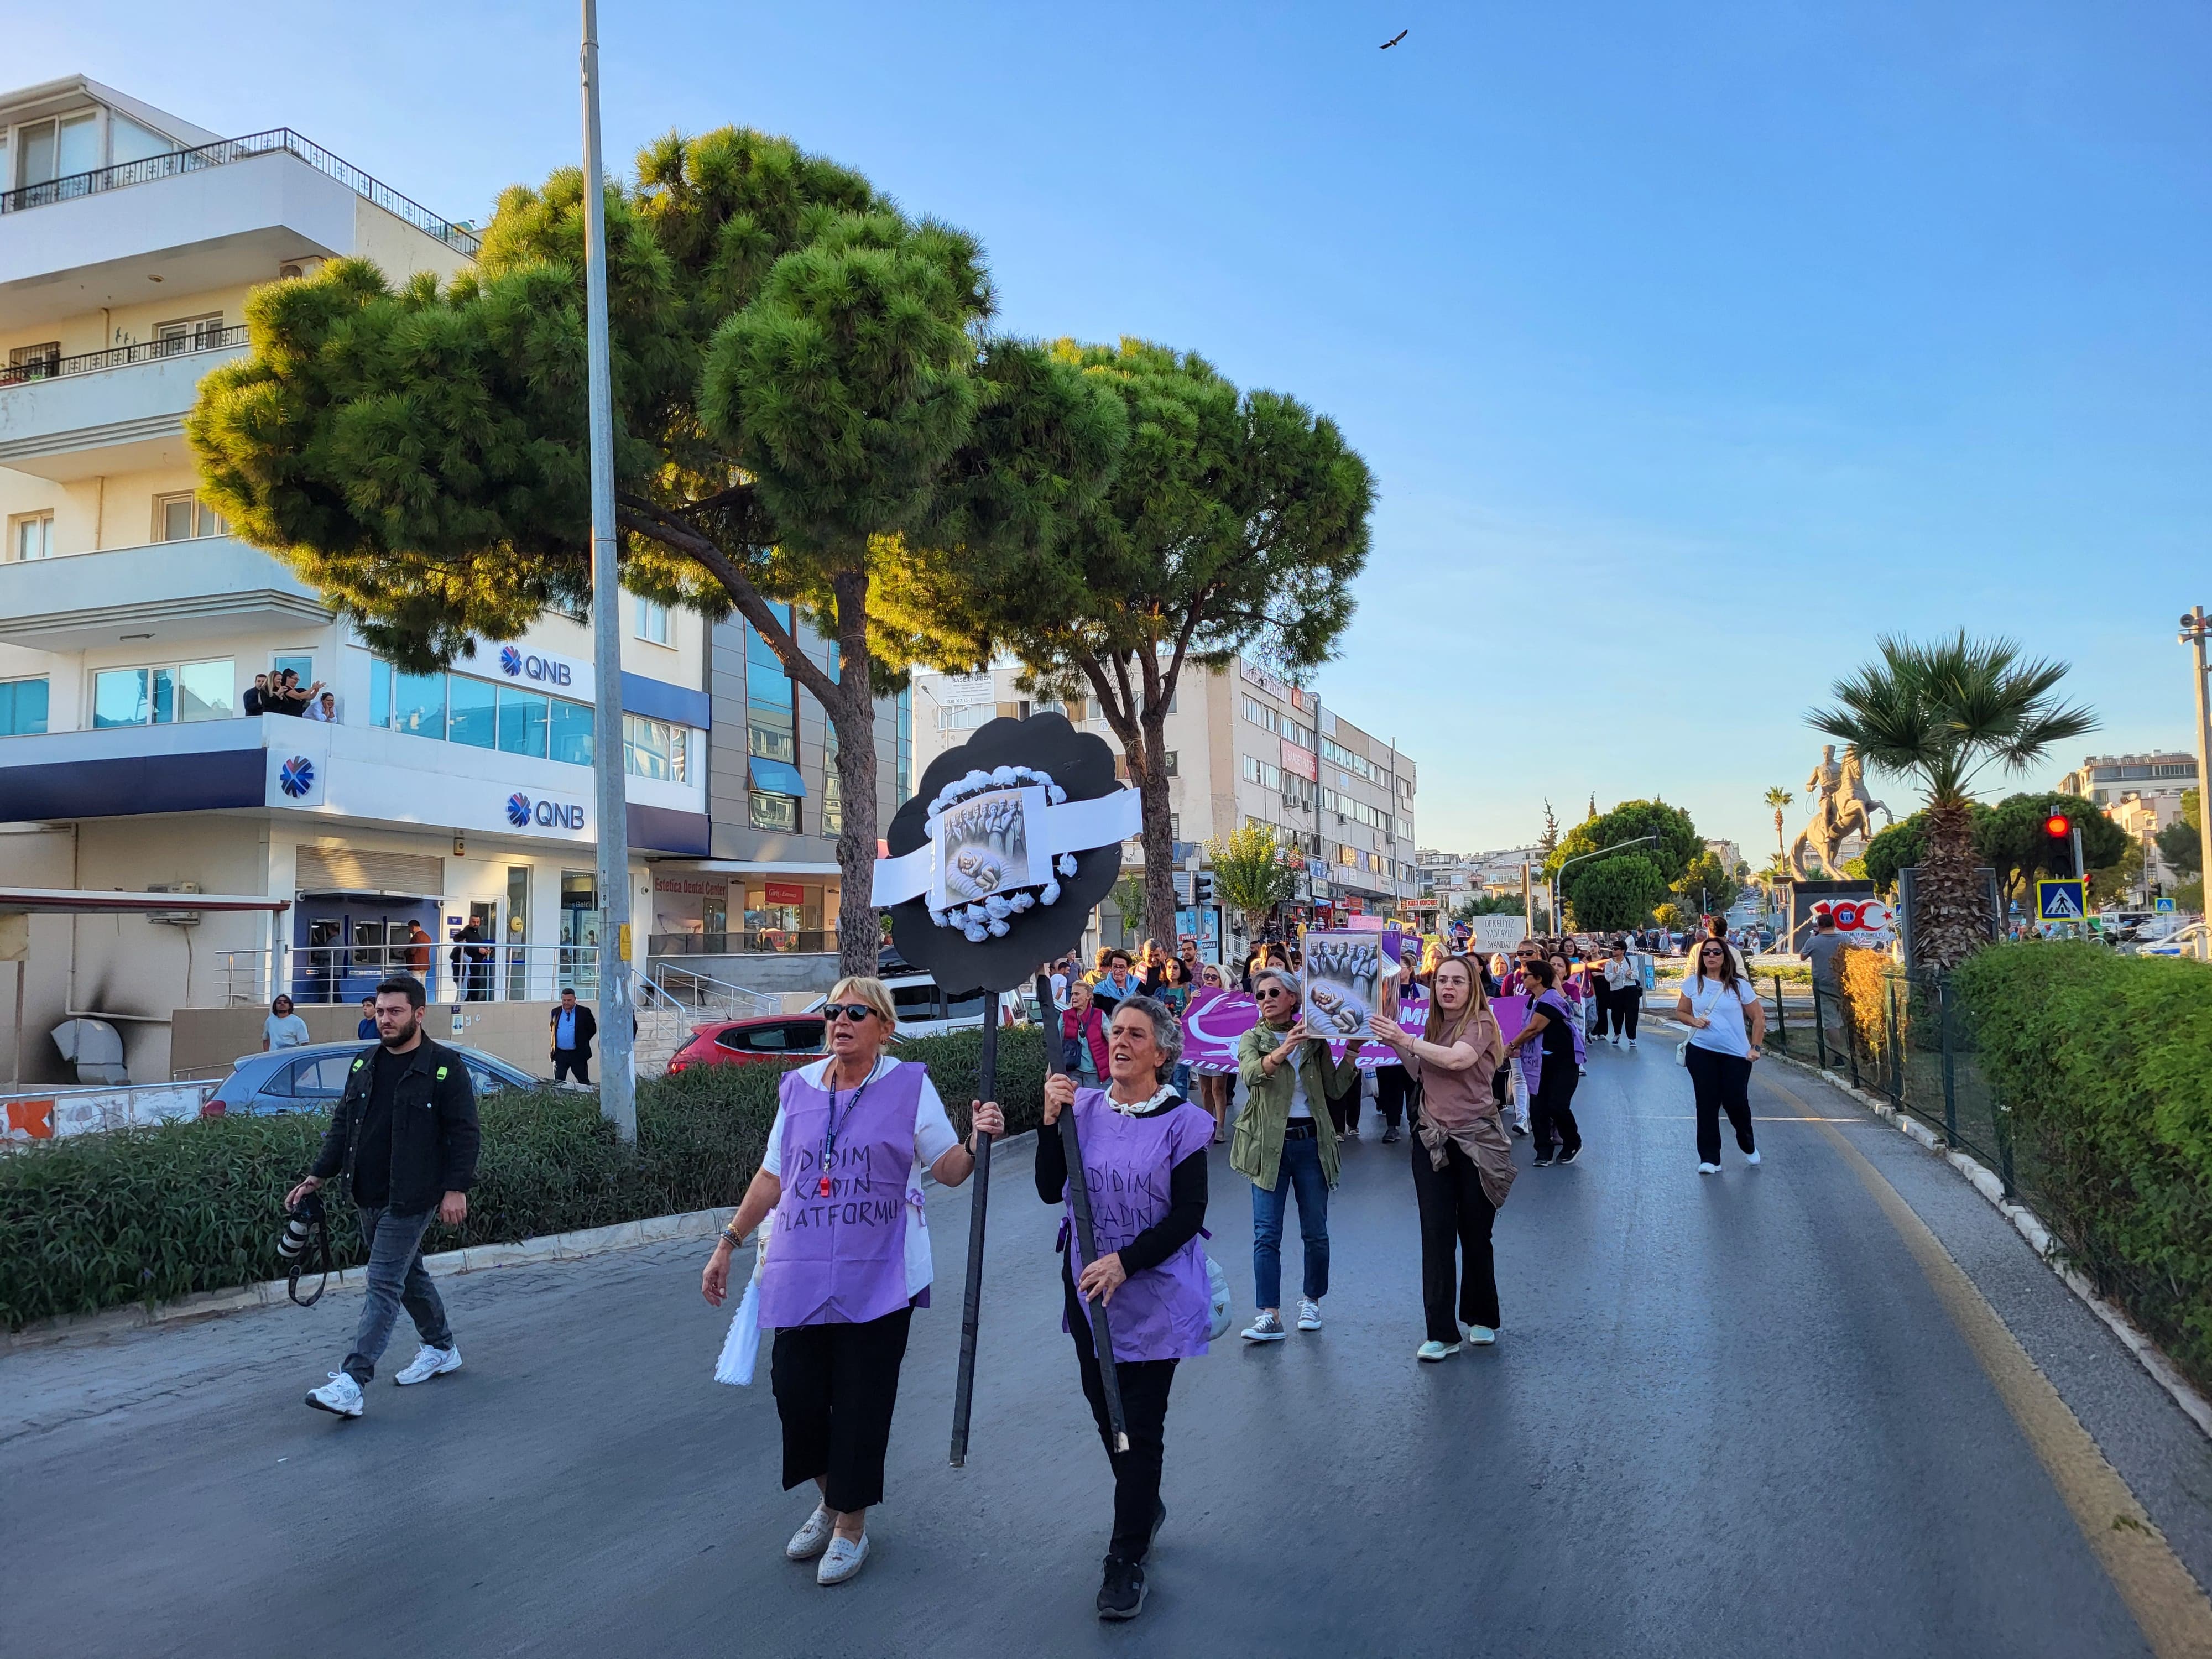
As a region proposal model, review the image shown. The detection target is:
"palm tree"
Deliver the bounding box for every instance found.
[1809,633,2095,969]
[1762,786,1793,858]
[1206,825,1298,948]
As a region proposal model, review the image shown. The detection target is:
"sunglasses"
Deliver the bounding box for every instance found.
[821,1003,879,1024]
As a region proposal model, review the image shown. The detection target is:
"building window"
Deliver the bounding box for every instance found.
[1164,750,1179,778]
[747,610,795,763]
[497,685,549,758]
[633,594,671,645]
[937,703,989,733]
[821,723,843,836]
[624,713,688,782]
[17,112,98,191]
[370,658,594,764]
[153,314,225,356]
[91,659,233,727]
[153,492,227,542]
[447,674,497,749]
[0,676,49,736]
[750,791,798,831]
[8,512,53,562]
[551,699,594,766]
[6,343,60,383]
[895,687,912,805]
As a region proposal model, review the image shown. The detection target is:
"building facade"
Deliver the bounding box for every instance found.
[2058,752,2198,808]
[0,80,723,1083]
[912,656,1419,958]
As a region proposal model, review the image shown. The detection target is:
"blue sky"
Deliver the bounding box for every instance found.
[20,2,2211,858]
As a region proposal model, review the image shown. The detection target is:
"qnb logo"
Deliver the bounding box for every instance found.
[508,792,586,831]
[278,757,316,799]
[497,646,573,687]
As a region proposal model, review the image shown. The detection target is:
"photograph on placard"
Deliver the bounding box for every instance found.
[1300,930,1390,1036]
[931,786,1040,909]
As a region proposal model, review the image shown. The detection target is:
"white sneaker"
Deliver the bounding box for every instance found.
[1698,1162,1721,1175]
[786,1505,835,1561]
[394,1343,461,1385]
[1627,1037,1638,1048]
[1242,1311,1287,1342]
[817,1532,869,1585]
[1746,1150,1762,1166]
[1464,1324,1497,1346]
[1297,1299,1323,1332]
[1416,1339,1460,1361]
[305,1372,363,1418]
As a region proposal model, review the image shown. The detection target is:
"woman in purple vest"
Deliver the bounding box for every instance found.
[701,975,1003,1587]
[1036,992,1213,1622]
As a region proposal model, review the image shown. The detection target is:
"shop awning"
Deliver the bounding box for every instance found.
[0,887,290,915]
[748,757,807,797]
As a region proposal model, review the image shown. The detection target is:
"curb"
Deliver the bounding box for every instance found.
[1754,1040,2212,1444]
[2,1206,732,1355]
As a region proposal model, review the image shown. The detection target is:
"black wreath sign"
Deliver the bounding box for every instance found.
[874,712,1133,994]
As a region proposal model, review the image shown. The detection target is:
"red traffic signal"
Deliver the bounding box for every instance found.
[2043,811,2072,840]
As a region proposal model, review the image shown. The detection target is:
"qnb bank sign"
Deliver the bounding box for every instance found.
[507,791,588,832]
[498,644,578,688]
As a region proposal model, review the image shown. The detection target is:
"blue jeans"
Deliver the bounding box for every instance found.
[342,1206,453,1384]
[1250,1130,1329,1309]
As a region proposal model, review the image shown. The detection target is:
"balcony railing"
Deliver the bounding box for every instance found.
[0,325,249,388]
[0,127,481,255]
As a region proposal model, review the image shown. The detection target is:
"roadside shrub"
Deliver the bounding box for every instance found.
[0,1025,1046,1331]
[1954,942,2212,1390]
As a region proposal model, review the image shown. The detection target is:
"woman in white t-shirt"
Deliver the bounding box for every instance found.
[1674,939,1766,1174]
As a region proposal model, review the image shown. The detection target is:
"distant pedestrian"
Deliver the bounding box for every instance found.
[1802,908,1846,1027]
[1232,968,1359,1340]
[1601,941,1641,1047]
[1156,957,1194,1097]
[1062,980,1109,1088]
[264,994,309,1052]
[356,996,378,1041]
[1677,939,1765,1174]
[1036,995,1212,1621]
[1501,959,1584,1167]
[1191,963,1235,1144]
[550,988,597,1084]
[700,976,1000,1586]
[1092,951,1141,1016]
[405,920,432,975]
[1370,956,1512,1360]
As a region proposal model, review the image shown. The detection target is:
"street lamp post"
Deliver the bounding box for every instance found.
[580,0,635,1141]
[1551,834,1661,938]
[2183,607,2212,920]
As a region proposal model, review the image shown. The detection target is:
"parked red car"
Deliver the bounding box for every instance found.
[665,1014,827,1074]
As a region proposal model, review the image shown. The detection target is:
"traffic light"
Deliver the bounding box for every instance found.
[1194,873,1214,906]
[2043,809,2072,841]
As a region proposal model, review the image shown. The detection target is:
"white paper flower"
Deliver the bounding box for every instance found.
[1057,854,1078,878]
[1041,879,1061,905]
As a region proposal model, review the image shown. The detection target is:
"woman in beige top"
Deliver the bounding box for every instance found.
[1369,956,1514,1361]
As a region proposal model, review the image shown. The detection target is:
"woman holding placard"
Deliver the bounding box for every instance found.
[700,975,1001,1587]
[1036,993,1213,1621]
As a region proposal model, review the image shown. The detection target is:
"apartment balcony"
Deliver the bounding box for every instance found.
[0,129,478,332]
[0,329,246,478]
[0,536,327,652]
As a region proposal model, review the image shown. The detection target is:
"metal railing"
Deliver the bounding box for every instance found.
[0,324,248,387]
[220,941,604,1009]
[646,963,781,1021]
[0,128,481,254]
[649,930,837,957]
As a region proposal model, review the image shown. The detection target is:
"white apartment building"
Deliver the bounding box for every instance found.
[1417,846,1545,910]
[912,656,1420,956]
[0,79,712,1084]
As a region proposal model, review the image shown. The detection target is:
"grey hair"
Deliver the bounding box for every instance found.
[1109,993,1184,1082]
[1252,967,1301,1002]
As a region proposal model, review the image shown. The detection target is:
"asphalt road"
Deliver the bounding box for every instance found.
[7,1042,2209,1658]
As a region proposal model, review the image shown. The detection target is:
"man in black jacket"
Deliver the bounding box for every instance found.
[288,973,479,1418]
[550,988,598,1084]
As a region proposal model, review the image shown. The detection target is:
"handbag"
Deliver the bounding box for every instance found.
[1205,1253,1233,1342]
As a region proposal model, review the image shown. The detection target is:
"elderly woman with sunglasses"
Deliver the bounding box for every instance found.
[701,974,1002,1587]
[1231,967,1361,1341]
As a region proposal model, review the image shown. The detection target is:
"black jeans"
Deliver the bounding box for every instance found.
[1375,1066,1416,1130]
[552,1050,591,1084]
[1530,1065,1582,1159]
[1686,1045,1756,1163]
[1410,1135,1498,1341]
[770,1306,914,1514]
[1327,1077,1360,1135]
[1065,1274,1177,1565]
[1609,989,1640,1039]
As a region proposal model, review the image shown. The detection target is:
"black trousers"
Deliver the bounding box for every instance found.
[1531,1064,1582,1158]
[1065,1275,1176,1565]
[1327,1076,1360,1135]
[769,1306,913,1514]
[1609,989,1640,1039]
[552,1049,590,1084]
[1410,1135,1499,1342]
[1375,1066,1416,1129]
[1587,982,1613,1036]
[1686,1045,1756,1163]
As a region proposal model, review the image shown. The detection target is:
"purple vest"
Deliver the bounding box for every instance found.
[757,1061,926,1329]
[1063,1089,1214,1363]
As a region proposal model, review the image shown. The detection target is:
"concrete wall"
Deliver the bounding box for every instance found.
[653,951,838,997]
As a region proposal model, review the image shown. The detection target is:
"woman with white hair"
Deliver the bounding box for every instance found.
[701,975,1003,1586]
[1037,992,1213,1620]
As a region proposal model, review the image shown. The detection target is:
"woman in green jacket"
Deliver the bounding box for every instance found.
[1232,967,1362,1341]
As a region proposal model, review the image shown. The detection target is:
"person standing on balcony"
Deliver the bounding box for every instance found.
[404,921,433,978]
[550,988,597,1084]
[244,673,271,717]
[305,691,338,723]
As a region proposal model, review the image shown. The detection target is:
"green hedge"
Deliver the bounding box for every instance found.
[0,1027,1045,1331]
[1954,943,2212,1389]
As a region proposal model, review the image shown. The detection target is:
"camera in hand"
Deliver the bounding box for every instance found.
[278,1188,324,1261]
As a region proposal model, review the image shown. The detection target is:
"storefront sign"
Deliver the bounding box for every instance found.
[654,874,727,895]
[495,643,585,690]
[764,880,807,906]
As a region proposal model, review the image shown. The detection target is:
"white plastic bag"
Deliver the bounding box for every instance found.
[714,1278,761,1386]
[1205,1254,1233,1343]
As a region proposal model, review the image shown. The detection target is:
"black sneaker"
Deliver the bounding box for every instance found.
[1098,1556,1147,1620]
[1532,1154,1554,1168]
[1381,1125,1401,1144]
[1558,1146,1581,1165]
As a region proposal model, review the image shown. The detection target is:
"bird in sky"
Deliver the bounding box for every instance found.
[1380,28,1408,48]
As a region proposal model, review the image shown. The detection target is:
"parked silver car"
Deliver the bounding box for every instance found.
[201,1041,535,1118]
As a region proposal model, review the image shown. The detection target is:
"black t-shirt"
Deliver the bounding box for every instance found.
[350,1046,405,1209]
[1536,998,1577,1064]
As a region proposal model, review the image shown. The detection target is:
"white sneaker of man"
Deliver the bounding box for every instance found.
[394,1344,462,1386]
[1297,1298,1323,1332]
[305,1372,364,1418]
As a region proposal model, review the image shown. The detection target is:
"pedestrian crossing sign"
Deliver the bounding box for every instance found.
[2157,897,2177,913]
[2037,878,2086,921]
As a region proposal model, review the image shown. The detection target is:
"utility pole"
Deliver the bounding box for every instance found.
[1522,861,1534,933]
[2184,607,2212,920]
[581,0,635,1141]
